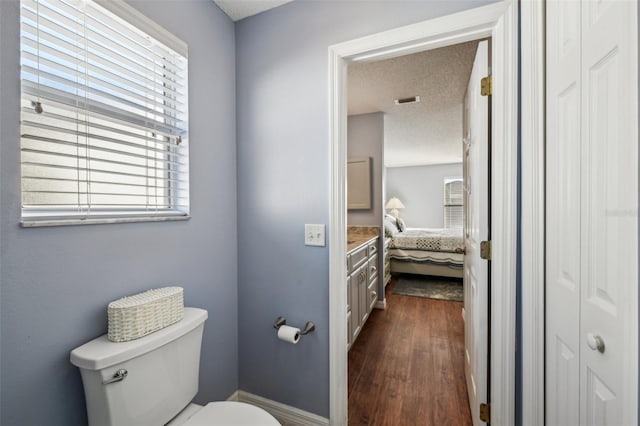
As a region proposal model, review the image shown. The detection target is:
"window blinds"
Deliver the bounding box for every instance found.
[444,178,463,229]
[20,0,189,224]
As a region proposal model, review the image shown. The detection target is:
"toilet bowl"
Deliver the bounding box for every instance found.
[70,308,279,426]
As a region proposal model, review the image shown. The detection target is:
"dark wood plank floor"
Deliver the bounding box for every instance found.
[348,276,472,426]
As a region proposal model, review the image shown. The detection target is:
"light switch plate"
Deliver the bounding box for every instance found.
[305,224,325,247]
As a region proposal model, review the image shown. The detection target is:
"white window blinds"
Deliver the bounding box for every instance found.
[20,0,189,226]
[444,178,463,229]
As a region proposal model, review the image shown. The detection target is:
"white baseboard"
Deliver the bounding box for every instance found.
[374,299,386,310]
[235,390,329,426]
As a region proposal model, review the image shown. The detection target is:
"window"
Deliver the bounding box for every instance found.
[20,0,189,226]
[444,178,463,229]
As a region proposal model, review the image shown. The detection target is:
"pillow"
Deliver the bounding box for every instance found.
[396,217,406,232]
[384,214,398,228]
[384,219,399,237]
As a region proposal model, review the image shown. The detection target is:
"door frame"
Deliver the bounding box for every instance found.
[520,1,545,424]
[328,2,519,424]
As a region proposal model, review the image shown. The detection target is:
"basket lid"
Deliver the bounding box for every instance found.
[70,307,207,370]
[108,286,183,309]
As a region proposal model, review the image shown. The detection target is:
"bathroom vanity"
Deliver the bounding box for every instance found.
[346,227,379,350]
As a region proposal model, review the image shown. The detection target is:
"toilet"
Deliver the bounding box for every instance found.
[70,308,279,426]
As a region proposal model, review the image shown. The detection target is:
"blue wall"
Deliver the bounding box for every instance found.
[0,1,511,423]
[0,1,238,424]
[235,0,498,417]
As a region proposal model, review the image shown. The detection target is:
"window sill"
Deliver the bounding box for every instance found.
[21,215,191,228]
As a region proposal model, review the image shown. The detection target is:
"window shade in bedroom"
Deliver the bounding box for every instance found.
[444,178,463,229]
[19,0,189,225]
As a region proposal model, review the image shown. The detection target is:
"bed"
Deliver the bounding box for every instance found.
[387,226,465,278]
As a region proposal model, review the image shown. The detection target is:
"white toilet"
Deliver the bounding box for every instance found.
[70,308,280,426]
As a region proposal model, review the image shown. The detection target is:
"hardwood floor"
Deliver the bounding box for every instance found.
[348,276,472,426]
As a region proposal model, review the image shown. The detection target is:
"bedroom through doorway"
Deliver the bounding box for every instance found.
[344,38,491,425]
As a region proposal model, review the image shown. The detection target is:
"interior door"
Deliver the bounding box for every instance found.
[463,40,490,426]
[546,1,638,424]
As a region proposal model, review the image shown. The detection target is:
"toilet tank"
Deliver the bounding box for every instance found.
[71,308,208,426]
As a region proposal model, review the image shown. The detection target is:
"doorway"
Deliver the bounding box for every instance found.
[329,2,518,424]
[345,39,488,424]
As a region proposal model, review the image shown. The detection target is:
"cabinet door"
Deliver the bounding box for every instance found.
[346,274,352,350]
[351,264,365,340]
[347,275,351,314]
[358,264,369,325]
[347,310,352,350]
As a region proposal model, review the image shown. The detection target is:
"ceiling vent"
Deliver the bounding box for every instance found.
[394,96,421,105]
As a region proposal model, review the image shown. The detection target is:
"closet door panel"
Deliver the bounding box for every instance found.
[546,1,581,424]
[579,1,637,424]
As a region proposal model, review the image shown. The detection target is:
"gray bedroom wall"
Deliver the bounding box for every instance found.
[386,163,463,228]
[235,0,498,418]
[347,113,384,227]
[347,113,385,301]
[0,1,237,425]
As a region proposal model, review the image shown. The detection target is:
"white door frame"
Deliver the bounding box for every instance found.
[328,2,519,424]
[520,1,545,424]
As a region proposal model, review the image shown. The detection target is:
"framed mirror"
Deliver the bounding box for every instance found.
[347,157,372,210]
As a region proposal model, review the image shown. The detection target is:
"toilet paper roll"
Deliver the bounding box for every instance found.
[277,325,301,344]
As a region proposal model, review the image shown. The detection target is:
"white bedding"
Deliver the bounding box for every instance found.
[389,228,464,253]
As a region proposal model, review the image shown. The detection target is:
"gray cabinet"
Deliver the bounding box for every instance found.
[383,237,391,287]
[346,275,352,349]
[347,237,379,350]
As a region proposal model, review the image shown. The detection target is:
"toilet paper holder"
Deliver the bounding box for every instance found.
[273,316,315,335]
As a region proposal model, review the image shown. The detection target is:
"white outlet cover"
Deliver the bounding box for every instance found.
[305,224,325,247]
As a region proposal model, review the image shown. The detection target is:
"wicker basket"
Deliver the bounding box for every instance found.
[108,287,184,342]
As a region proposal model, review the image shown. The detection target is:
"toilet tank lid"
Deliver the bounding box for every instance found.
[70,307,208,371]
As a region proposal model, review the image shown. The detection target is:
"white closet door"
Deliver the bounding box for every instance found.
[546,1,638,424]
[546,1,582,423]
[463,40,489,426]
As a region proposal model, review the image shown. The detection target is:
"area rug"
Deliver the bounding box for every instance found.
[393,274,463,302]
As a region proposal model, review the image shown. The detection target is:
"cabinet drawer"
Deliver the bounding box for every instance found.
[368,276,378,313]
[368,253,378,281]
[368,240,378,257]
[349,244,368,273]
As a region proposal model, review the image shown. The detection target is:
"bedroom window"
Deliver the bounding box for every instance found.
[444,178,463,229]
[19,0,189,226]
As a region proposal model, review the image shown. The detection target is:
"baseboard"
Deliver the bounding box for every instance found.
[235,390,329,426]
[374,299,386,310]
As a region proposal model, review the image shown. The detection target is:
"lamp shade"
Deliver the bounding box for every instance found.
[385,197,405,218]
[385,197,405,210]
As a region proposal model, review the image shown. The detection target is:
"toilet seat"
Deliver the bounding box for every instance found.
[182,401,280,426]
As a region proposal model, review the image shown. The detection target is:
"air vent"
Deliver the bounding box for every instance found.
[394,96,421,105]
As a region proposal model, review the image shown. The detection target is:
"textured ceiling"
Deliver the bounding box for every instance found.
[348,41,479,167]
[213,0,295,21]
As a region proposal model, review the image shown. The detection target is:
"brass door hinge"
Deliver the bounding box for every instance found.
[479,402,490,423]
[480,240,491,260]
[481,75,492,96]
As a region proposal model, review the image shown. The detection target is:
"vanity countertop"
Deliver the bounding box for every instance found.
[347,225,379,254]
